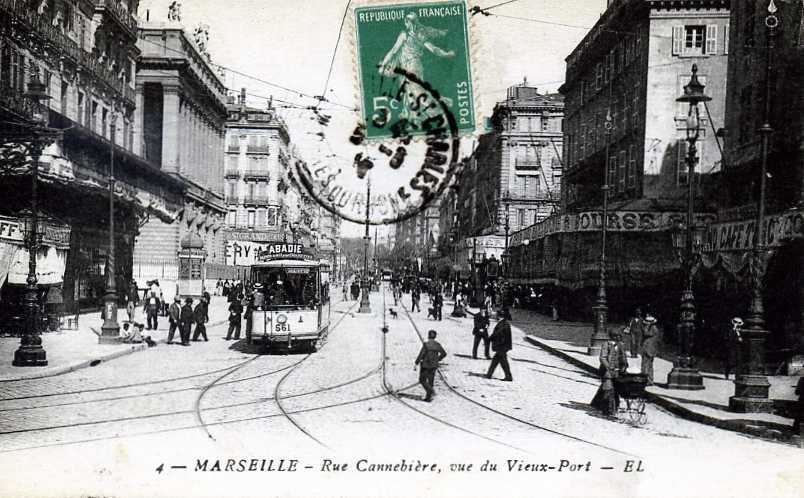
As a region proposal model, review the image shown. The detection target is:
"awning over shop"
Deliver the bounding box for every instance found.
[7,245,67,285]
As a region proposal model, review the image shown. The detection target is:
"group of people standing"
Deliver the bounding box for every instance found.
[166,295,210,346]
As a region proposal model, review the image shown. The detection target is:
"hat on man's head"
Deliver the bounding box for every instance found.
[185,297,193,304]
[427,329,437,339]
[644,315,657,324]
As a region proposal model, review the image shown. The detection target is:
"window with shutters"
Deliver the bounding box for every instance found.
[607,154,616,199]
[256,208,267,227]
[627,144,637,187]
[595,63,602,90]
[705,25,718,54]
[267,207,278,226]
[618,150,627,193]
[247,210,256,228]
[677,140,689,186]
[724,23,729,54]
[674,26,711,56]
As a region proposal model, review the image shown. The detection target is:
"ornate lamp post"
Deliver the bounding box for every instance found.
[100,104,120,344]
[666,64,709,390]
[588,109,614,356]
[358,176,372,313]
[729,2,777,412]
[13,74,60,366]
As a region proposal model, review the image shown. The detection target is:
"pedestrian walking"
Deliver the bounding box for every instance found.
[414,329,447,402]
[432,292,443,321]
[226,299,243,340]
[192,297,209,341]
[723,317,743,380]
[145,291,160,330]
[469,308,490,359]
[640,315,660,385]
[486,308,513,381]
[167,296,181,344]
[591,328,629,417]
[179,298,194,346]
[411,286,421,313]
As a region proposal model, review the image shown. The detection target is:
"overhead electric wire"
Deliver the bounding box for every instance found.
[321,0,352,99]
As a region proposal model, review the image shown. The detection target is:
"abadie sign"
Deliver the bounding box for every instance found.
[225,241,312,266]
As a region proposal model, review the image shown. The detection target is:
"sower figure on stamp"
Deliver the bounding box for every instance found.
[415,329,447,402]
[591,328,628,417]
[167,296,181,344]
[486,308,513,381]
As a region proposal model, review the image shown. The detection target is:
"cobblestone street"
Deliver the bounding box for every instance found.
[0,288,800,498]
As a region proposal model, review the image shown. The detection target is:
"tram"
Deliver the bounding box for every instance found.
[246,242,331,351]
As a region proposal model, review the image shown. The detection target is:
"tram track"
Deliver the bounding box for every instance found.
[398,301,639,458]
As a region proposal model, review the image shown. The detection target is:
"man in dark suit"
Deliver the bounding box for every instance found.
[486,308,513,381]
[192,297,209,341]
[470,309,490,359]
[179,298,194,346]
[432,292,443,321]
[415,329,447,402]
[226,297,243,341]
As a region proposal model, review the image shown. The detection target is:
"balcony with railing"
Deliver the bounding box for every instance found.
[242,195,270,206]
[227,142,240,153]
[514,158,541,171]
[242,169,269,180]
[225,196,240,206]
[94,0,138,38]
[246,144,270,154]
[224,168,240,178]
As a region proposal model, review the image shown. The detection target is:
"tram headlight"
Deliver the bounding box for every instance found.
[277,314,288,324]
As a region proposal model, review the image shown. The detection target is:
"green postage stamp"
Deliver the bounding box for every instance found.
[354,1,475,140]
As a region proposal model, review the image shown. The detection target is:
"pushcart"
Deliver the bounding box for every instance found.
[614,373,649,424]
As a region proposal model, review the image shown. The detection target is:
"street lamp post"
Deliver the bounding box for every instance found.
[13,74,59,366]
[666,64,709,390]
[503,191,510,279]
[358,177,372,313]
[729,2,777,412]
[100,104,120,344]
[588,109,614,356]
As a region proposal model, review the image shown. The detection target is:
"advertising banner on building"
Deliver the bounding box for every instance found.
[225,241,314,266]
[704,208,804,252]
[510,211,716,245]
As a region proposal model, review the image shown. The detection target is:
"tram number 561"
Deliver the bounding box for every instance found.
[275,323,291,333]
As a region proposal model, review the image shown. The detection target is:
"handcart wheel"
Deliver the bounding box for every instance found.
[627,398,647,425]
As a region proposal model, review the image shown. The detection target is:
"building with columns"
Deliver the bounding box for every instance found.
[132,21,228,281]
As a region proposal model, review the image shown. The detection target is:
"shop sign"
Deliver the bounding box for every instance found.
[705,208,804,252]
[226,241,313,266]
[0,215,71,249]
[511,211,716,245]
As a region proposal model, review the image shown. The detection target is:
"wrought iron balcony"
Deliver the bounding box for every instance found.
[225,196,240,206]
[93,0,138,38]
[0,85,36,120]
[246,144,270,154]
[243,169,269,180]
[224,168,240,178]
[227,143,240,153]
[515,159,541,170]
[242,195,270,206]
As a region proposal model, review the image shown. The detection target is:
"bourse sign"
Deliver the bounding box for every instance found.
[225,241,315,266]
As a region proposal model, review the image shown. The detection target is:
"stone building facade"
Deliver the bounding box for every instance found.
[0,0,185,314]
[223,89,290,251]
[132,21,228,282]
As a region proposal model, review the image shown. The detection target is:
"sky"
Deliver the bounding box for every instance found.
[138,0,607,236]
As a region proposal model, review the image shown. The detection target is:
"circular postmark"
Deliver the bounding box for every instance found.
[291,69,460,225]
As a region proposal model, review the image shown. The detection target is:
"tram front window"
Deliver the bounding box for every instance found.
[252,267,318,310]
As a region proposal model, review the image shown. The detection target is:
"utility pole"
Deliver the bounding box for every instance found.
[358,177,372,313]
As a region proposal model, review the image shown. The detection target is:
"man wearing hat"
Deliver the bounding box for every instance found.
[723,317,744,380]
[179,297,195,346]
[592,327,629,416]
[486,308,513,381]
[414,329,447,402]
[167,295,182,344]
[640,315,660,385]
